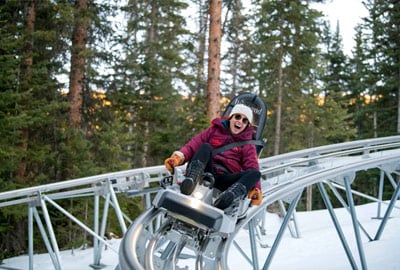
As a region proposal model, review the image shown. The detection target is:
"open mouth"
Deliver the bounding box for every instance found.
[234,123,242,129]
[233,122,244,131]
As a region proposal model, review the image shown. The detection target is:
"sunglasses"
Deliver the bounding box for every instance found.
[232,114,249,125]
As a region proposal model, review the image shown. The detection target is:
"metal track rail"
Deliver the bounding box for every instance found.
[1,136,400,269]
[228,148,400,270]
[120,136,400,270]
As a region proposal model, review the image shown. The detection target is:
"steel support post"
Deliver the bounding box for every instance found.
[374,178,400,240]
[145,192,152,209]
[232,240,252,266]
[278,200,300,238]
[375,171,385,219]
[262,191,302,270]
[248,218,259,270]
[93,194,100,265]
[32,207,60,269]
[344,178,367,270]
[386,169,398,188]
[39,193,62,270]
[326,181,372,241]
[145,192,154,233]
[91,194,108,269]
[108,199,133,224]
[28,204,34,270]
[318,182,358,269]
[260,209,267,235]
[107,180,127,234]
[93,193,111,267]
[99,194,111,252]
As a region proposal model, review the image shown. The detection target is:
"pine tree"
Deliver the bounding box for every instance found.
[221,0,254,99]
[112,0,199,167]
[360,0,400,137]
[251,0,324,154]
[348,26,371,138]
[319,20,356,144]
[0,0,71,257]
[323,22,349,99]
[0,0,134,257]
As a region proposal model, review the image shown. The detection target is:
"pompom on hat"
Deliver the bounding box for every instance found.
[229,104,253,125]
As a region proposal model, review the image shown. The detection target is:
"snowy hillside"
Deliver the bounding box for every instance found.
[2,202,400,270]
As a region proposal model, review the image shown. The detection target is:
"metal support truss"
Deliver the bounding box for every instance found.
[1,136,400,269]
[318,182,359,269]
[262,190,303,270]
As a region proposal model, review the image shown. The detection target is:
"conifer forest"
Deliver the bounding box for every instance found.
[0,0,399,260]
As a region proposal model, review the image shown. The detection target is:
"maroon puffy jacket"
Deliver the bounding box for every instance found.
[179,117,260,185]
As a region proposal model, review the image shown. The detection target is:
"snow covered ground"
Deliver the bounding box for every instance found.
[1,202,400,269]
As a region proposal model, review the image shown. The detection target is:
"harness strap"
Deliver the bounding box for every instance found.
[211,140,265,157]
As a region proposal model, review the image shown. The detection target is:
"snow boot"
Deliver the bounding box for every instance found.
[214,182,247,210]
[180,160,205,195]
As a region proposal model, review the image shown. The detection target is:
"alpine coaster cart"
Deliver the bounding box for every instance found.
[118,93,267,270]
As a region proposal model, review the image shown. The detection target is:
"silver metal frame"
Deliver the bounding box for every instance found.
[1,136,400,269]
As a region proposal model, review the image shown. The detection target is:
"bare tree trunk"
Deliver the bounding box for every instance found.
[373,110,377,138]
[16,0,35,183]
[372,92,377,138]
[397,65,400,134]
[140,2,157,167]
[207,0,222,121]
[397,10,400,135]
[196,0,207,96]
[69,0,88,129]
[306,119,314,211]
[274,32,284,155]
[142,120,149,168]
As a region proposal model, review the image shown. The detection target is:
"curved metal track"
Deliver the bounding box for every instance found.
[119,136,400,270]
[1,136,400,270]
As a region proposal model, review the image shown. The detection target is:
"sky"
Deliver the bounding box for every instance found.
[313,0,369,55]
[2,202,400,269]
